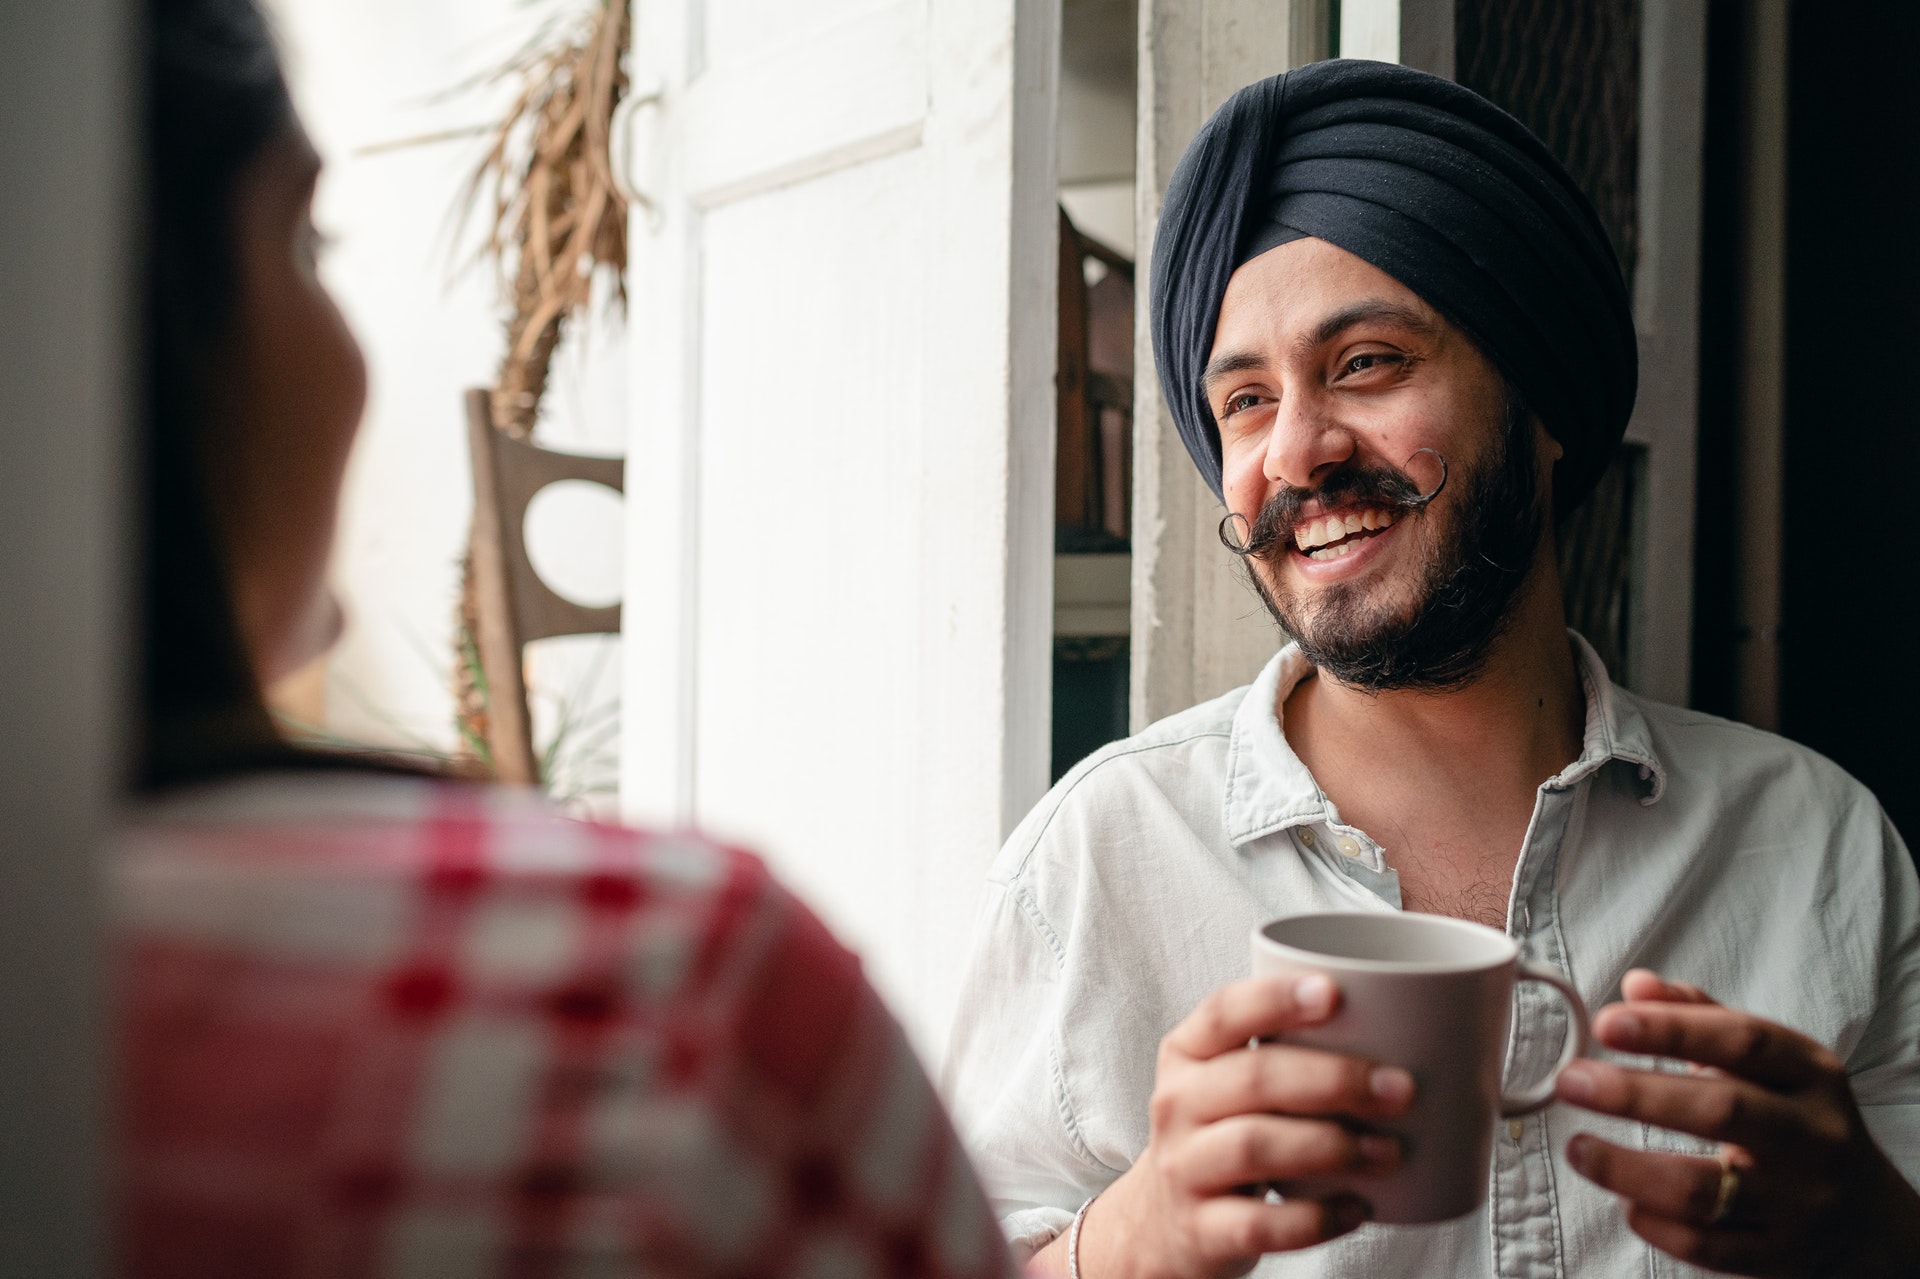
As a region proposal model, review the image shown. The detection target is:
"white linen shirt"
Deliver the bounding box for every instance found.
[943,636,1920,1279]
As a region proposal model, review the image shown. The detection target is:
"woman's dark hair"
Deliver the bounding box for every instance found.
[142,0,431,787]
[142,0,295,789]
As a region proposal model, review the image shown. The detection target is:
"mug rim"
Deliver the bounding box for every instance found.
[1254,910,1518,974]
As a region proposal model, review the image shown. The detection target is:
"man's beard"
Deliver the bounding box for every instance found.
[1241,401,1544,692]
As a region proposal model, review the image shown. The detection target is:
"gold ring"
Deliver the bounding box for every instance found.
[1708,1163,1740,1226]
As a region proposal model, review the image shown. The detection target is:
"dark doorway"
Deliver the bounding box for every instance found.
[1778,1,1920,846]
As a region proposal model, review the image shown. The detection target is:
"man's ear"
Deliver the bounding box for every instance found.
[1534,419,1563,533]
[1534,420,1564,463]
[1534,421,1563,507]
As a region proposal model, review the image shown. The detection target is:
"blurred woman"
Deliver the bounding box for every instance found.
[120,1,1013,1274]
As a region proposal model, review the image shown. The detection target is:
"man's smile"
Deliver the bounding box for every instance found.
[1291,504,1403,561]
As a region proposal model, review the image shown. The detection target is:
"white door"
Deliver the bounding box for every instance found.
[619,0,1058,1058]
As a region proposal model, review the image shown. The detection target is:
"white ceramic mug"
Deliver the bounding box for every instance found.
[1249,911,1590,1224]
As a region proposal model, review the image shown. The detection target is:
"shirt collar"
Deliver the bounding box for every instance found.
[1562,629,1666,804]
[1222,631,1668,848]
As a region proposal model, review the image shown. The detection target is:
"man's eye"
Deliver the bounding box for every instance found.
[1224,393,1263,416]
[1344,352,1403,376]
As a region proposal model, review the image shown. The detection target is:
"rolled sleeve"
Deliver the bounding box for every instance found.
[943,870,1106,1244]
[998,1205,1077,1263]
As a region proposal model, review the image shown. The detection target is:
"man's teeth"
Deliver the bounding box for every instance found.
[1294,508,1397,557]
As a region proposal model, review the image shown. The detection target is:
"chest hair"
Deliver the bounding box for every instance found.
[1384,837,1519,931]
[1396,873,1511,930]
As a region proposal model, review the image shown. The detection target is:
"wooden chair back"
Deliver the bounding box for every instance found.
[464,387,624,784]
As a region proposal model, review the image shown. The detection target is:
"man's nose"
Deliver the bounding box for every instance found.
[1262,391,1355,490]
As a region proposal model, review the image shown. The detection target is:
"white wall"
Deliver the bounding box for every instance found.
[268,0,627,797]
[1340,0,1400,62]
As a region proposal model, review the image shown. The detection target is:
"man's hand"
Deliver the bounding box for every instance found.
[1032,974,1412,1279]
[1555,968,1920,1278]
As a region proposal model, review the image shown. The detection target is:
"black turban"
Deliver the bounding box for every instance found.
[1148,59,1636,514]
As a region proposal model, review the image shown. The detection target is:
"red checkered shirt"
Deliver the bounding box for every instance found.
[113,774,1015,1278]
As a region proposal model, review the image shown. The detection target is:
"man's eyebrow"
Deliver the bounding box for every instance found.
[1295,298,1438,359]
[1201,349,1271,393]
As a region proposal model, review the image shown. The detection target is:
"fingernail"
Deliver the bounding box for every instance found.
[1358,1134,1400,1166]
[1565,1134,1592,1173]
[1295,975,1336,1019]
[1603,1012,1643,1045]
[1370,1066,1414,1106]
[1326,1196,1372,1233]
[1557,1063,1596,1103]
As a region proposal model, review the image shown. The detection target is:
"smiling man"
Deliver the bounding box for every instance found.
[944,61,1920,1279]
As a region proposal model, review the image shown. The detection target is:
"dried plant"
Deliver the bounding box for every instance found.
[457,0,631,439]
[440,0,631,769]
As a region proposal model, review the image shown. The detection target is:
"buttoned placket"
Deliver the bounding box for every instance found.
[1291,818,1403,907]
[1485,771,1590,1279]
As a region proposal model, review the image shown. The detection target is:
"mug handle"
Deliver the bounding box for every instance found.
[1499,961,1592,1117]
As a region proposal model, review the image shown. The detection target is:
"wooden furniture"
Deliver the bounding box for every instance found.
[464,388,624,785]
[1056,208,1134,547]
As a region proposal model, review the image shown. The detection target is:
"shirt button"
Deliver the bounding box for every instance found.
[1508,1119,1525,1142]
[1298,829,1316,847]
[1336,836,1362,859]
